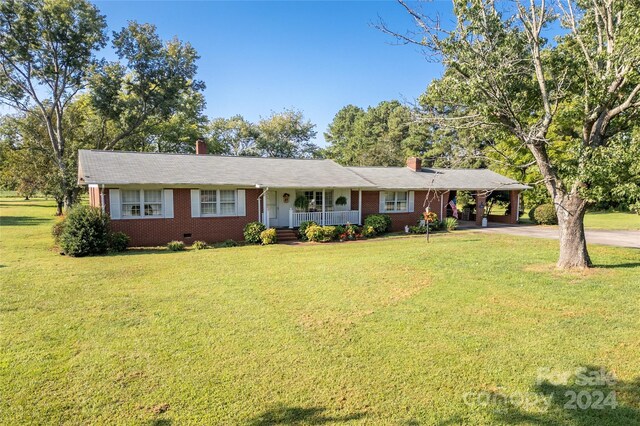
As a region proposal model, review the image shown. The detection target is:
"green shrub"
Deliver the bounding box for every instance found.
[51,218,66,245]
[364,214,392,234]
[345,224,360,239]
[108,232,130,252]
[528,206,537,221]
[243,221,266,244]
[59,205,110,257]
[294,195,309,211]
[192,240,208,250]
[298,220,317,241]
[218,239,238,248]
[409,225,428,234]
[533,203,558,225]
[630,202,640,215]
[322,226,338,241]
[167,240,185,251]
[260,228,277,245]
[442,217,459,231]
[305,224,325,242]
[361,225,377,238]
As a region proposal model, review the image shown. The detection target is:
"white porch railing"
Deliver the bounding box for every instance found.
[289,209,360,228]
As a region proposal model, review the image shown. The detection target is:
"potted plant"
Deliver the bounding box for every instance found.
[335,196,347,206]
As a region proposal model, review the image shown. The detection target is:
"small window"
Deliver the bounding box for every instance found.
[122,190,141,217]
[201,190,217,215]
[385,191,408,212]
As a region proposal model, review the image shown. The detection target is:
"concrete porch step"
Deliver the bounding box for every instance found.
[275,229,298,242]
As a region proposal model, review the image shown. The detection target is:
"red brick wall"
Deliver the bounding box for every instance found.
[353,190,446,232]
[103,188,260,246]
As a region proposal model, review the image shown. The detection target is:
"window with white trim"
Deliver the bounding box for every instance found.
[385,191,408,212]
[201,189,236,216]
[295,190,334,212]
[121,189,163,217]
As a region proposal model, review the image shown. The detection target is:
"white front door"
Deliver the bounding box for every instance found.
[267,191,278,227]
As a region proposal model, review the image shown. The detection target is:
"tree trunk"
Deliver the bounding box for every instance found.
[56,200,64,216]
[555,196,592,269]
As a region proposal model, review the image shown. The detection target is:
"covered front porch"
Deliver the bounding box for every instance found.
[257,188,363,228]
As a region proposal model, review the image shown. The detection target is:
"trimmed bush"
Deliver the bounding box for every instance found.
[108,232,130,252]
[192,240,208,250]
[243,221,266,244]
[305,224,325,242]
[323,226,338,241]
[364,214,392,234]
[218,239,238,248]
[167,241,185,251]
[361,225,377,238]
[409,225,428,234]
[59,205,110,257]
[533,203,558,225]
[442,217,458,231]
[297,220,317,241]
[260,228,277,245]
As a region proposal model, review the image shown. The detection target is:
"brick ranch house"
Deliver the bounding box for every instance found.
[78,142,529,246]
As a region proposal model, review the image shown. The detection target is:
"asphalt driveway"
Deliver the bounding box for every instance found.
[459,222,640,249]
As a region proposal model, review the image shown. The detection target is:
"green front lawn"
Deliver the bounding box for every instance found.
[1,198,639,424]
[584,211,640,230]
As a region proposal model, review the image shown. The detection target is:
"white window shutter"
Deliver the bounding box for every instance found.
[190,189,201,218]
[379,191,386,213]
[164,189,174,218]
[236,189,246,216]
[109,189,121,219]
[408,191,415,212]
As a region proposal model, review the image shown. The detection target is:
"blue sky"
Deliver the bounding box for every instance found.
[94,1,452,146]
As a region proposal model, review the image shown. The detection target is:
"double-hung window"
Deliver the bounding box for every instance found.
[200,189,236,216]
[385,191,408,212]
[121,189,163,218]
[295,190,333,212]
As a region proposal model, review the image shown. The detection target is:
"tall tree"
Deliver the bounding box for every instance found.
[324,100,427,166]
[206,115,259,156]
[255,109,319,158]
[380,0,640,269]
[0,0,107,212]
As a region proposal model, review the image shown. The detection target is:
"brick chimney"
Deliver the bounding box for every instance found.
[195,138,207,155]
[406,157,422,172]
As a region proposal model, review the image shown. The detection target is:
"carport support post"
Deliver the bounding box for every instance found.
[475,192,486,226]
[510,190,520,224]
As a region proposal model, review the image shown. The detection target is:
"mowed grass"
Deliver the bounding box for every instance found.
[1,198,639,425]
[584,211,640,230]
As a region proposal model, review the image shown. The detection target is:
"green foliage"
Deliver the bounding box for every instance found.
[323,101,426,166]
[243,221,266,244]
[361,225,377,238]
[529,207,537,222]
[442,217,459,231]
[304,224,337,242]
[294,196,310,211]
[255,109,319,158]
[335,196,347,206]
[218,239,238,248]
[51,218,66,245]
[364,214,392,234]
[409,225,428,234]
[192,240,208,250]
[206,115,258,156]
[260,228,277,245]
[59,205,110,257]
[108,232,130,252]
[167,241,185,251]
[297,220,317,241]
[533,204,558,225]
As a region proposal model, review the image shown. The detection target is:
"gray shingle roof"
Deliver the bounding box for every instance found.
[347,167,530,191]
[77,150,376,188]
[78,150,530,191]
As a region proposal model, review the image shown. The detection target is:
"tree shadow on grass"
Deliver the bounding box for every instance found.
[0,216,50,226]
[594,262,640,269]
[490,365,640,425]
[248,405,365,425]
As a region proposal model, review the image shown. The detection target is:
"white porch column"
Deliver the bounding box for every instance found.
[358,189,362,225]
[289,208,293,229]
[321,188,326,226]
[264,189,269,228]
